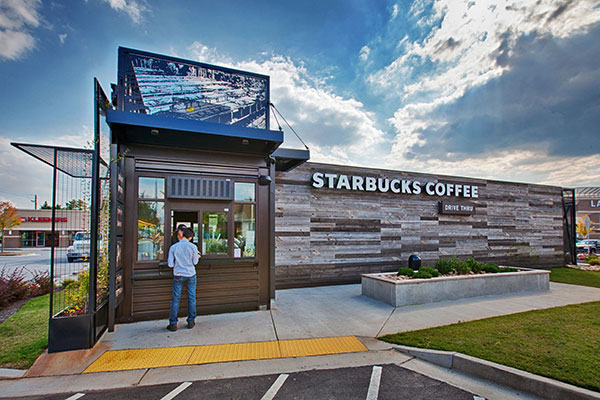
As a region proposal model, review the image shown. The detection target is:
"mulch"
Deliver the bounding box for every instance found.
[0,299,30,325]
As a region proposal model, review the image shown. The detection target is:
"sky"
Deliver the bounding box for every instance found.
[1,0,599,208]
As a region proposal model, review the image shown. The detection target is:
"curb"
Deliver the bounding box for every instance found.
[0,368,26,379]
[393,345,600,400]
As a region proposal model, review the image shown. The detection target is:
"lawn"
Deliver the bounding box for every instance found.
[381,268,600,392]
[549,267,600,288]
[0,294,49,369]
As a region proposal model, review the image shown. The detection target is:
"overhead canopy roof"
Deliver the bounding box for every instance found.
[272,148,310,172]
[107,109,283,155]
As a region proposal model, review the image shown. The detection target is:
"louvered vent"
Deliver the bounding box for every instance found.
[167,176,233,200]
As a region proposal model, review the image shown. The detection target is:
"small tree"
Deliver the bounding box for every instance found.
[0,201,21,254]
[65,199,88,210]
[576,214,596,239]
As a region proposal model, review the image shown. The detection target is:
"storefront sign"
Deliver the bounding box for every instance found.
[439,200,475,215]
[590,200,600,208]
[21,216,67,223]
[311,172,479,198]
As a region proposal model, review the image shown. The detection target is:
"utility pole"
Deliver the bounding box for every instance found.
[31,194,37,209]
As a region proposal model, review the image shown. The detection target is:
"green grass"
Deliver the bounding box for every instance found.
[0,294,49,369]
[381,300,600,392]
[550,267,600,288]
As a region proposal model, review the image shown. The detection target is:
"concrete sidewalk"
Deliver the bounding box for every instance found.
[20,281,600,377]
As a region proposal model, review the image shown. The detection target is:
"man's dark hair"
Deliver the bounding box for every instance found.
[182,227,194,239]
[177,224,187,231]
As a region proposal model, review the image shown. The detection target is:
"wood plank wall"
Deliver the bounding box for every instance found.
[274,162,565,288]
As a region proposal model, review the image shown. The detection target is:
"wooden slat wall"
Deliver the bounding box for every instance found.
[274,162,565,288]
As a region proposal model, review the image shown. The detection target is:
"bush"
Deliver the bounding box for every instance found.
[465,257,483,273]
[434,256,458,275]
[0,267,31,307]
[397,267,415,277]
[30,270,52,297]
[413,269,433,279]
[483,263,500,273]
[419,266,439,277]
[500,267,519,273]
[588,258,600,266]
[454,260,471,275]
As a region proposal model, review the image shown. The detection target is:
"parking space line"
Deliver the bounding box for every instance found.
[65,394,85,400]
[260,374,289,400]
[160,381,192,400]
[366,366,382,400]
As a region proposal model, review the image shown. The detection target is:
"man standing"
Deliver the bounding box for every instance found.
[167,227,199,331]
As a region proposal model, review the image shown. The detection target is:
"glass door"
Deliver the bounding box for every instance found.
[200,211,228,256]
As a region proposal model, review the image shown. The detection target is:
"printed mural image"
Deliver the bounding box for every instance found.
[120,49,268,129]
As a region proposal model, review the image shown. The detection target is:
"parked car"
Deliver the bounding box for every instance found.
[66,232,91,262]
[577,239,600,248]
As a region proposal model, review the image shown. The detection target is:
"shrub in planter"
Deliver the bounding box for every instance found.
[30,270,52,297]
[434,257,457,275]
[419,266,439,277]
[465,257,483,273]
[483,263,500,273]
[588,258,600,266]
[397,267,414,277]
[454,260,471,275]
[499,267,519,273]
[413,269,433,279]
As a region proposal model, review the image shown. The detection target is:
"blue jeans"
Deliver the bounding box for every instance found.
[169,275,197,325]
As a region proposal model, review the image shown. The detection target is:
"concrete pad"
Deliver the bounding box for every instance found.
[103,309,276,350]
[0,368,25,379]
[271,284,394,339]
[138,349,410,386]
[26,342,112,377]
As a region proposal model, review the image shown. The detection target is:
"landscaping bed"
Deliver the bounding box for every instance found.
[362,257,549,307]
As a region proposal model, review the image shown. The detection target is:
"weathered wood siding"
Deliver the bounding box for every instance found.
[275,162,565,288]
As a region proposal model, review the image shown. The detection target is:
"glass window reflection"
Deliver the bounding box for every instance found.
[137,201,165,260]
[139,177,165,199]
[234,182,255,202]
[234,204,255,257]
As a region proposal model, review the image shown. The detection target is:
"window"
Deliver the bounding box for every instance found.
[137,177,165,261]
[234,182,256,258]
[201,212,228,255]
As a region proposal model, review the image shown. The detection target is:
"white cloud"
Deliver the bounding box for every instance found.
[391,4,399,20]
[359,45,370,61]
[103,0,147,24]
[186,44,388,165]
[0,0,41,60]
[58,32,67,44]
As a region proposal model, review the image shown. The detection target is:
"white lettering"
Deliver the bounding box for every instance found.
[365,176,377,191]
[352,175,364,191]
[471,186,478,198]
[435,182,445,196]
[312,172,324,188]
[455,184,462,196]
[401,180,412,194]
[390,179,401,193]
[464,185,471,198]
[377,178,389,192]
[446,183,454,196]
[325,173,337,189]
[337,174,351,190]
[425,182,435,195]
[412,181,422,194]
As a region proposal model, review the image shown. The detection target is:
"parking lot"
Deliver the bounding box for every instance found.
[11,364,478,400]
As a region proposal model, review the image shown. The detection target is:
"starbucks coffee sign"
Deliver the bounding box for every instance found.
[311,171,479,198]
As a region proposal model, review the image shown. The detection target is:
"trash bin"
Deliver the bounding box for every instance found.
[408,254,421,271]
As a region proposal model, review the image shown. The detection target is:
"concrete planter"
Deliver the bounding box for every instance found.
[361,267,550,307]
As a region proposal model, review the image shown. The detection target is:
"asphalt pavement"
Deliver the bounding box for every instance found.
[8,364,483,400]
[0,248,85,282]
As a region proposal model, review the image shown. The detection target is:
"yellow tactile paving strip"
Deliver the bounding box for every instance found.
[83,336,367,373]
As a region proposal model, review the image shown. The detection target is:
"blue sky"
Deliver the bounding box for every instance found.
[1,0,599,208]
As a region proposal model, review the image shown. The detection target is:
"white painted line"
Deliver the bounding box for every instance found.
[65,394,85,400]
[261,373,289,400]
[160,381,193,400]
[366,365,383,400]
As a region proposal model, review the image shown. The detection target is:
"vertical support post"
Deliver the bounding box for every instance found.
[268,158,276,302]
[89,79,101,342]
[108,143,117,332]
[49,149,57,320]
[571,189,577,264]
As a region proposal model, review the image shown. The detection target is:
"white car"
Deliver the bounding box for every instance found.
[66,232,91,263]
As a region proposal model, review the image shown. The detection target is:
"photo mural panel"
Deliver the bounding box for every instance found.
[118,48,269,129]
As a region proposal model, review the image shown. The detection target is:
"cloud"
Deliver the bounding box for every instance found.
[0,0,41,61]
[103,0,147,24]
[359,45,370,61]
[58,33,67,44]
[186,44,388,165]
[391,4,399,20]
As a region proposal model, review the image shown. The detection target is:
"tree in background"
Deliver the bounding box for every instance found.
[65,199,88,210]
[576,214,596,239]
[0,201,21,254]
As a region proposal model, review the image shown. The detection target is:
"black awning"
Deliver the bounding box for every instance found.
[272,148,310,172]
[107,110,283,155]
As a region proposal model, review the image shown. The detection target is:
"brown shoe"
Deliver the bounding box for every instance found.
[187,321,195,329]
[167,323,177,332]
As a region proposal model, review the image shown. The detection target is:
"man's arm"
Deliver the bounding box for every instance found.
[191,243,199,265]
[168,244,175,268]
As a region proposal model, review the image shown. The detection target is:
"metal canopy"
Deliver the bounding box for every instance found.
[107,109,283,155]
[11,142,108,178]
[272,148,310,171]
